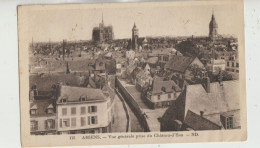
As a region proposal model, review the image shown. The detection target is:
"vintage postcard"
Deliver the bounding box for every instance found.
[18,0,246,147]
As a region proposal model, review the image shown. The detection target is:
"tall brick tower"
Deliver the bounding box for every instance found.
[132,23,139,50]
[209,13,218,41]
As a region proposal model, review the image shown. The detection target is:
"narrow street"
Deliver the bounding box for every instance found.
[111,95,128,133]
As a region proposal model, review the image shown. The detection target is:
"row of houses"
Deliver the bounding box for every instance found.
[30,82,115,135]
[115,47,240,131]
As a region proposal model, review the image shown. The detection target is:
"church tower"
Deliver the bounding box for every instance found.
[209,12,218,41]
[132,23,139,50]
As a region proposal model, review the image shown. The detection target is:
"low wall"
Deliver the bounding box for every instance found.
[115,89,131,132]
[115,77,150,132]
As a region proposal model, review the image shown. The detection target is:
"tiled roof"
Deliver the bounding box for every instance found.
[151,79,181,95]
[184,110,221,130]
[184,80,240,117]
[30,99,56,117]
[57,85,108,103]
[165,55,196,73]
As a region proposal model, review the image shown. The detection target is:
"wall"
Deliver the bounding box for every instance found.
[115,77,150,132]
[56,100,112,132]
[30,116,56,133]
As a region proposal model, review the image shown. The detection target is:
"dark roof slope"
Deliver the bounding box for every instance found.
[165,55,196,73]
[184,110,221,130]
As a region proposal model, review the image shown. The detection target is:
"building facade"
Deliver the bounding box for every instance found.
[56,85,114,134]
[226,55,239,74]
[206,59,226,73]
[142,79,182,109]
[30,98,57,135]
[92,16,114,42]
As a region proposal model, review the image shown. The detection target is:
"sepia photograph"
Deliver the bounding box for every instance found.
[18,0,246,147]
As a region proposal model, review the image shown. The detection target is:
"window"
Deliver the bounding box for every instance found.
[157,95,160,100]
[232,62,234,67]
[158,56,162,60]
[30,109,37,115]
[62,108,67,116]
[81,117,86,126]
[71,118,76,127]
[226,116,233,129]
[80,97,86,101]
[30,121,38,131]
[227,62,229,66]
[88,116,98,125]
[236,63,239,67]
[88,106,97,113]
[45,119,55,129]
[236,70,239,73]
[71,107,76,115]
[99,62,104,66]
[168,94,171,99]
[80,107,86,115]
[221,115,234,129]
[62,118,70,127]
[61,98,67,103]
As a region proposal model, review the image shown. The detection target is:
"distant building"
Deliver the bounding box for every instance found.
[209,13,218,41]
[161,79,240,131]
[132,23,139,50]
[206,59,226,73]
[56,85,114,134]
[164,56,204,80]
[142,79,182,109]
[92,15,114,42]
[226,55,239,73]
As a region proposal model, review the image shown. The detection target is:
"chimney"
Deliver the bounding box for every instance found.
[205,77,210,93]
[200,111,204,117]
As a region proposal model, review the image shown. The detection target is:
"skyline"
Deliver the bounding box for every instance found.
[27,3,241,42]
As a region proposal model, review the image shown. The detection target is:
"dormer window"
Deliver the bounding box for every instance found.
[30,109,37,115]
[161,87,166,92]
[61,98,67,103]
[80,95,87,102]
[30,104,37,115]
[61,95,68,103]
[47,104,54,114]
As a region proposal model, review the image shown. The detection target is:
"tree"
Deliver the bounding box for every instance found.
[188,64,206,79]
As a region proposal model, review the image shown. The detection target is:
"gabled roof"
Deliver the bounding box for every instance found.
[57,85,108,103]
[151,79,181,95]
[184,80,240,117]
[30,99,56,117]
[165,55,196,73]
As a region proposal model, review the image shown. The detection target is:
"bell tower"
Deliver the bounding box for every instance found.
[132,23,139,50]
[209,12,218,41]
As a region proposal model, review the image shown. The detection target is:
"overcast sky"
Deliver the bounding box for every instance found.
[26,2,242,42]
